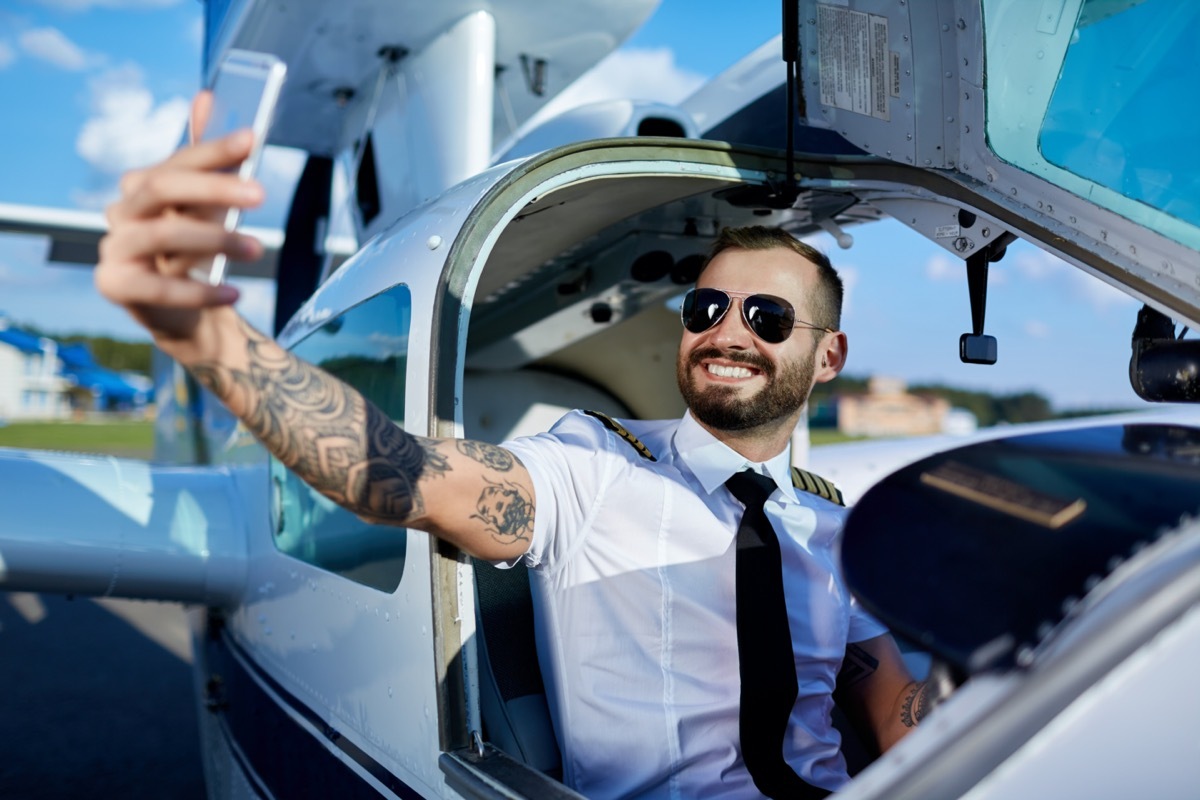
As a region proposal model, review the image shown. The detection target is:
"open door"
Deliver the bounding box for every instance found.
[792,0,1200,327]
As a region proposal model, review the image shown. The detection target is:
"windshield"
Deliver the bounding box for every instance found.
[842,422,1200,673]
[983,0,1200,251]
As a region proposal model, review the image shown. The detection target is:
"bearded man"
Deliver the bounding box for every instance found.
[96,122,930,798]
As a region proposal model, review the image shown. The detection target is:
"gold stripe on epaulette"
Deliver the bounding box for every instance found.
[583,410,657,461]
[792,467,844,506]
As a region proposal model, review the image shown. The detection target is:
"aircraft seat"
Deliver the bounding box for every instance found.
[462,369,630,777]
[472,557,562,777]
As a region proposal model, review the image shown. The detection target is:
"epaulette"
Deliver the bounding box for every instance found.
[582,411,840,503]
[791,466,845,506]
[583,410,657,461]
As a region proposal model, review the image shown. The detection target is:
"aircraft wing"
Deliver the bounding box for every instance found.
[0,201,284,279]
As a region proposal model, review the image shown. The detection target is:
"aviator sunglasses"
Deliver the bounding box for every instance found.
[680,287,835,344]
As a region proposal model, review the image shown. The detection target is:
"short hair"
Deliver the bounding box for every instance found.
[703,226,843,330]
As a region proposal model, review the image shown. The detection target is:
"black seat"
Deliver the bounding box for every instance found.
[473,558,563,778]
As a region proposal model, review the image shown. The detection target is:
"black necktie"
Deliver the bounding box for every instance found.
[727,470,829,800]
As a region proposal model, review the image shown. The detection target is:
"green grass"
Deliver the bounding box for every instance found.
[809,429,866,446]
[0,420,155,459]
[0,419,858,459]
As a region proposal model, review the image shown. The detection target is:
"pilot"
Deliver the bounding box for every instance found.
[96,102,932,799]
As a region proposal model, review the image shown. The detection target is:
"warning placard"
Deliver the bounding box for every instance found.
[817,3,891,121]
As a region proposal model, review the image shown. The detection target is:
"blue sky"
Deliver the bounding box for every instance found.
[0,0,1147,410]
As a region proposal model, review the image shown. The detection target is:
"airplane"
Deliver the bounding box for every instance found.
[2,0,1200,798]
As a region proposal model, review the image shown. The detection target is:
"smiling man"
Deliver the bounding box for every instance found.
[497,227,926,797]
[96,124,929,799]
[677,229,842,459]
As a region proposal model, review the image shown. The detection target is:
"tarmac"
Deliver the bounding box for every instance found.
[0,592,206,799]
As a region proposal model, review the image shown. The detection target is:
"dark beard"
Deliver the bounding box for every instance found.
[676,345,815,432]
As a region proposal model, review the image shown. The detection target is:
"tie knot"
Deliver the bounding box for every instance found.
[725,470,776,507]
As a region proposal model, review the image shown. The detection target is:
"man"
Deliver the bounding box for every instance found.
[97,102,931,798]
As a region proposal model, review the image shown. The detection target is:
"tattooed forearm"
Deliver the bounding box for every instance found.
[471,477,533,545]
[456,440,515,471]
[189,319,441,524]
[899,681,932,728]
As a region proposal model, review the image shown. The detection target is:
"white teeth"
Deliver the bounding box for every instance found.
[706,363,753,379]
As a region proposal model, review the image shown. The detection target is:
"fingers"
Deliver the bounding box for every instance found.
[100,214,262,273]
[110,169,263,225]
[96,263,240,310]
[108,132,262,225]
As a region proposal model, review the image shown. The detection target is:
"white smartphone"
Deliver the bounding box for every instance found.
[191,49,287,285]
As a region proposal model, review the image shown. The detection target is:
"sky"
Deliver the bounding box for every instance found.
[0,0,1150,410]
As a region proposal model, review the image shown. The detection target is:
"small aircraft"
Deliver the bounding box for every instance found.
[3,0,1200,797]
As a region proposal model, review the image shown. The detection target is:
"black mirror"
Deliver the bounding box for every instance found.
[960,333,997,365]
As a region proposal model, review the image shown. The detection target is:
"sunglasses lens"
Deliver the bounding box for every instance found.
[681,288,730,333]
[742,294,795,343]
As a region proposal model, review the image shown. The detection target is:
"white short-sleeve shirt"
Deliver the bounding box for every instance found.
[501,410,885,799]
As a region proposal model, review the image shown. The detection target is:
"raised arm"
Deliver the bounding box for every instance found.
[95,94,535,563]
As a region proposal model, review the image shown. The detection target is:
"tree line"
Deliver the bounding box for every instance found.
[17,325,153,375]
[808,374,1123,426]
[14,325,1120,425]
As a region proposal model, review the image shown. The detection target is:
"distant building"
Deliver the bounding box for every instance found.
[58,342,151,413]
[830,376,975,437]
[0,319,72,421]
[0,315,149,421]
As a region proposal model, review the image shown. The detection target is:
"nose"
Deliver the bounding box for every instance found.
[707,297,754,349]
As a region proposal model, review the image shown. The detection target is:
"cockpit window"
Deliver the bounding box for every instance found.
[983,0,1200,251]
[842,423,1200,674]
[270,285,412,592]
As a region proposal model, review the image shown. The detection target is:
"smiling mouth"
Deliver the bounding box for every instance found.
[704,362,758,379]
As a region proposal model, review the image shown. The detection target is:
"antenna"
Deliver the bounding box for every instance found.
[781,0,800,206]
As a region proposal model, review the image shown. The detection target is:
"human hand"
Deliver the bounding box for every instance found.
[95,91,266,356]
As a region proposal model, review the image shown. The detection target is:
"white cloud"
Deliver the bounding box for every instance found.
[1064,264,1137,312]
[924,251,1007,285]
[75,65,190,176]
[925,253,960,282]
[1024,320,1051,339]
[1010,245,1136,313]
[1012,248,1057,281]
[18,27,100,71]
[0,41,16,69]
[531,46,706,128]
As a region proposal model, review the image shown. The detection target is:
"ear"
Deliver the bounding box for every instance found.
[188,90,214,145]
[812,330,848,385]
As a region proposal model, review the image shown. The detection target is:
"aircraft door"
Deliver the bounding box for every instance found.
[207,283,456,798]
[793,0,1200,326]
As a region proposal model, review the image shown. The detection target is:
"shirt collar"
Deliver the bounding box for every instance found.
[673,411,796,502]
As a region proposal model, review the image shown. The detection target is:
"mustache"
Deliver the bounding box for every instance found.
[687,346,774,376]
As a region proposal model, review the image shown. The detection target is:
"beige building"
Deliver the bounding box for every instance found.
[836,376,952,437]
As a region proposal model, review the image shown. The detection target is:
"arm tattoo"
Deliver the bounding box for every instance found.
[899,682,932,728]
[839,643,880,687]
[190,319,445,524]
[456,440,515,472]
[470,477,533,546]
